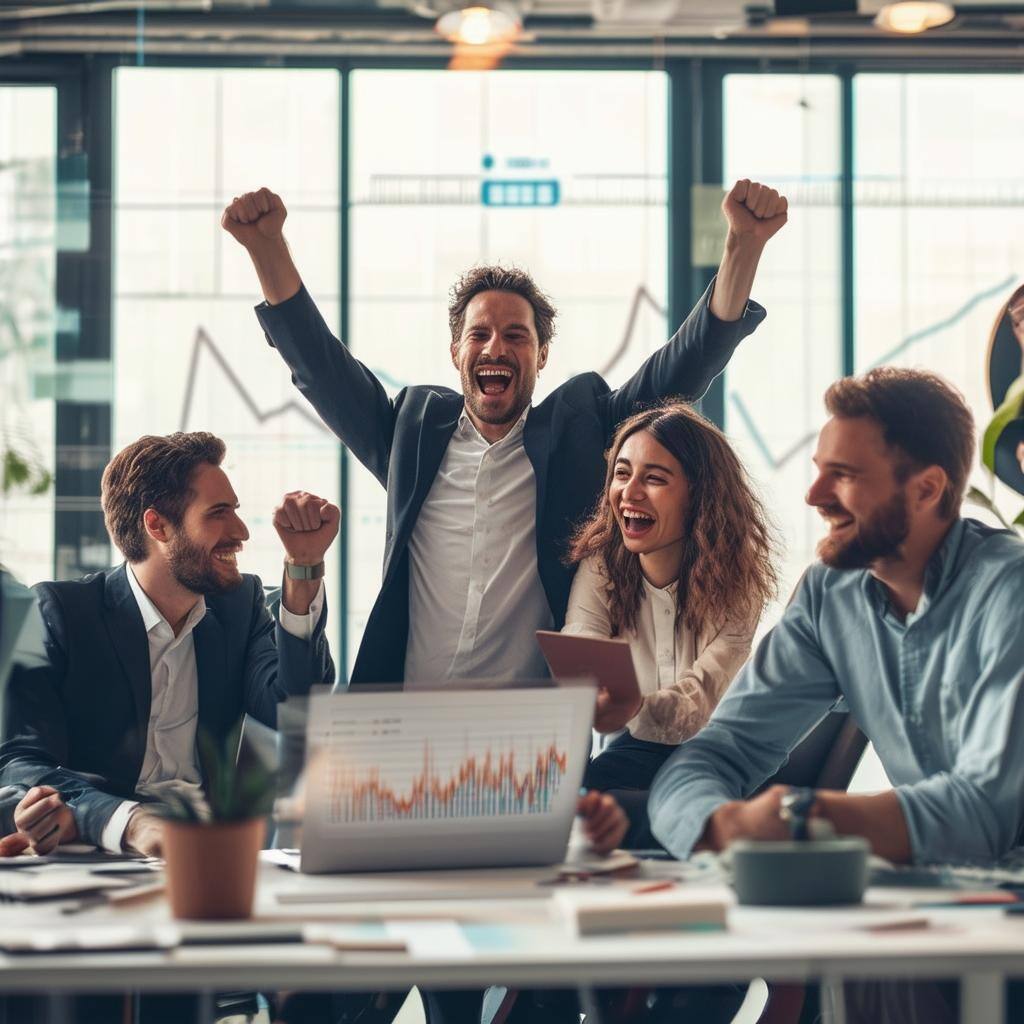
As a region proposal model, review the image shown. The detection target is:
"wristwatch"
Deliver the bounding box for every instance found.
[779,786,817,842]
[284,559,325,581]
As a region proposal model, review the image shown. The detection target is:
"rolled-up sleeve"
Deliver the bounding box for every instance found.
[648,573,841,859]
[894,573,1024,865]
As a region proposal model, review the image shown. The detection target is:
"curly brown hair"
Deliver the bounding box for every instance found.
[569,402,778,638]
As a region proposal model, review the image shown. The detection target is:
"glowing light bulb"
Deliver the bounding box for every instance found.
[437,4,521,46]
[874,2,955,34]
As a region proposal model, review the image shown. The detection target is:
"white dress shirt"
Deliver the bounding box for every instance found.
[404,407,552,683]
[563,555,754,745]
[100,565,323,852]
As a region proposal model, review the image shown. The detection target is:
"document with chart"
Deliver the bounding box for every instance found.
[300,687,595,873]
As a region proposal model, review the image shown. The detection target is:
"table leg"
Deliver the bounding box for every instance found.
[577,986,604,1024]
[196,990,215,1024]
[962,972,1003,1024]
[43,994,73,1024]
[819,975,846,1024]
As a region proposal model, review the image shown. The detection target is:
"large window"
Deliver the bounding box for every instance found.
[113,68,342,646]
[723,74,843,623]
[0,85,57,586]
[854,74,1024,525]
[347,69,668,667]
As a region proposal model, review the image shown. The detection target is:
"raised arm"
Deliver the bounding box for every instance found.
[604,179,786,429]
[222,188,302,305]
[223,187,397,486]
[709,180,787,322]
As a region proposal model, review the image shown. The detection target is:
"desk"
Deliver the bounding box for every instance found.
[0,854,1020,1024]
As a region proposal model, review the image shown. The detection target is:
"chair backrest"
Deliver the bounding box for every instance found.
[756,711,867,793]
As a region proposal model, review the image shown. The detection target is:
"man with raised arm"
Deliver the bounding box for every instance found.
[222,180,787,691]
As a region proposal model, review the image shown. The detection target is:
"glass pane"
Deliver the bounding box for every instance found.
[113,68,341,649]
[723,74,843,629]
[0,85,57,584]
[348,69,668,670]
[854,74,1024,528]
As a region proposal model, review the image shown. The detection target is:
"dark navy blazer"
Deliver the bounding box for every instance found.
[0,565,333,845]
[256,282,765,685]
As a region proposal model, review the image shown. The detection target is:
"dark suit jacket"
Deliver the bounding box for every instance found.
[256,281,765,684]
[0,565,333,846]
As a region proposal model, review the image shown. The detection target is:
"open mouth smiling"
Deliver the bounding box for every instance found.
[475,366,514,396]
[620,507,656,539]
[213,547,241,566]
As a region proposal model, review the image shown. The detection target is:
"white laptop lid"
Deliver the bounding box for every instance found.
[300,687,595,874]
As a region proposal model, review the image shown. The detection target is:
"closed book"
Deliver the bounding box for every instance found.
[555,890,727,936]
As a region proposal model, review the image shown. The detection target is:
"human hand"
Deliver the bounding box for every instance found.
[13,785,79,855]
[593,688,643,734]
[577,790,628,854]
[123,808,165,857]
[221,187,288,251]
[703,784,793,851]
[273,492,341,566]
[0,833,30,858]
[722,179,788,247]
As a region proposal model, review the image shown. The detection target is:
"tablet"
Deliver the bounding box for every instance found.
[535,631,643,733]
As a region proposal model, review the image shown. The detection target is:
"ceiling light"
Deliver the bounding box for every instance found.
[874,2,955,34]
[436,3,521,46]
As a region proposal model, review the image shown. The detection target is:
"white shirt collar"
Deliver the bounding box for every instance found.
[125,563,206,639]
[457,404,531,446]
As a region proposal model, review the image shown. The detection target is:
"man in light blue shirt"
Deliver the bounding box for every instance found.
[650,366,1024,867]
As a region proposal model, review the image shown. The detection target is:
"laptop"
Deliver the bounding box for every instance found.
[297,686,595,874]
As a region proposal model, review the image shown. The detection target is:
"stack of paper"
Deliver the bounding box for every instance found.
[555,888,727,936]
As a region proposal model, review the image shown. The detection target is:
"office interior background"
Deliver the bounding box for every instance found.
[1,1,1023,784]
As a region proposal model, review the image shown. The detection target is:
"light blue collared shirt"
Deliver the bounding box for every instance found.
[649,518,1024,866]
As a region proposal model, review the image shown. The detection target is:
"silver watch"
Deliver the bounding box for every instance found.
[284,559,325,580]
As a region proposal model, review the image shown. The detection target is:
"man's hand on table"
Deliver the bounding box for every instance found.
[123,807,165,857]
[12,785,78,855]
[577,791,628,854]
[701,784,792,852]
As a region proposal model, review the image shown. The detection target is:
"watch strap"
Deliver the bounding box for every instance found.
[284,559,325,581]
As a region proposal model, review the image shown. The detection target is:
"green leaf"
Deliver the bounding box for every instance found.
[1014,507,1024,530]
[982,372,1024,474]
[964,485,1013,530]
[195,717,275,822]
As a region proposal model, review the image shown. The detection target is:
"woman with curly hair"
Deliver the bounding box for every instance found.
[565,401,779,792]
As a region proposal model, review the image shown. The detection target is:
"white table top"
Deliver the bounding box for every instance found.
[0,853,1020,994]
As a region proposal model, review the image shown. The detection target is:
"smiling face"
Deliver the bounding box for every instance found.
[806,416,913,570]
[609,430,690,571]
[450,290,547,441]
[162,462,250,595]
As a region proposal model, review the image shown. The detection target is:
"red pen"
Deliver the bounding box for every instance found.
[631,881,676,895]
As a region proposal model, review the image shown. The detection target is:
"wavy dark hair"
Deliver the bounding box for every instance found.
[569,402,778,638]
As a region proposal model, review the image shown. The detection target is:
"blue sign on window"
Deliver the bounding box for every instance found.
[481,179,560,207]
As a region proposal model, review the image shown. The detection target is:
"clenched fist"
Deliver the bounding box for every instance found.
[273,491,341,567]
[222,188,288,251]
[723,179,788,246]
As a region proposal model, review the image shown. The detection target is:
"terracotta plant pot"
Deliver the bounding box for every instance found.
[162,817,266,920]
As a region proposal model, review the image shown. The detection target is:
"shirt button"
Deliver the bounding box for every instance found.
[663,608,671,616]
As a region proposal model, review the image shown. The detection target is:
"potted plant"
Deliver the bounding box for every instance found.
[157,718,276,920]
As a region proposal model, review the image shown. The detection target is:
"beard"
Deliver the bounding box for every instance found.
[167,532,241,596]
[460,361,533,427]
[817,490,910,570]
